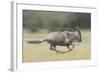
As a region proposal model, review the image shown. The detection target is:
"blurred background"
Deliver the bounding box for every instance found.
[23,10,91,33]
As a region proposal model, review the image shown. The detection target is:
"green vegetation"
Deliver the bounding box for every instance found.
[23,10,91,32]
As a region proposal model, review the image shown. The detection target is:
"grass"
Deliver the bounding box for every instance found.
[23,30,91,63]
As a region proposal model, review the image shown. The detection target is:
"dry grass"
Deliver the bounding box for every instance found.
[23,30,91,63]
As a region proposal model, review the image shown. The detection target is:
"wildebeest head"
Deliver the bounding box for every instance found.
[63,27,82,43]
[74,26,82,42]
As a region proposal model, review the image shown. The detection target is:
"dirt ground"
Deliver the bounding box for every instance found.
[23,30,91,63]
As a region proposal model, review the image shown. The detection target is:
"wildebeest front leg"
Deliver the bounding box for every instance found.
[55,44,75,54]
[67,44,75,52]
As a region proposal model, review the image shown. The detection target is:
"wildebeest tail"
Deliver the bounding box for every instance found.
[28,39,46,44]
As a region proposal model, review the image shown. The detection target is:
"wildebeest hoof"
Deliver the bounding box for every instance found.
[67,49,73,52]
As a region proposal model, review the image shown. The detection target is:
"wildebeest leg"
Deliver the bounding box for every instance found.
[67,44,75,52]
[53,46,60,54]
[55,44,75,54]
[49,45,57,52]
[52,46,67,54]
[49,45,62,54]
[49,45,53,50]
[53,45,68,54]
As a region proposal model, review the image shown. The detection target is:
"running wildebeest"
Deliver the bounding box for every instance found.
[28,27,82,54]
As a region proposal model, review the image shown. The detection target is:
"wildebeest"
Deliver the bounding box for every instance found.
[28,27,82,54]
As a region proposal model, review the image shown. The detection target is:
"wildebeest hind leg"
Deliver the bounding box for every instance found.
[49,45,57,52]
[49,45,61,54]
